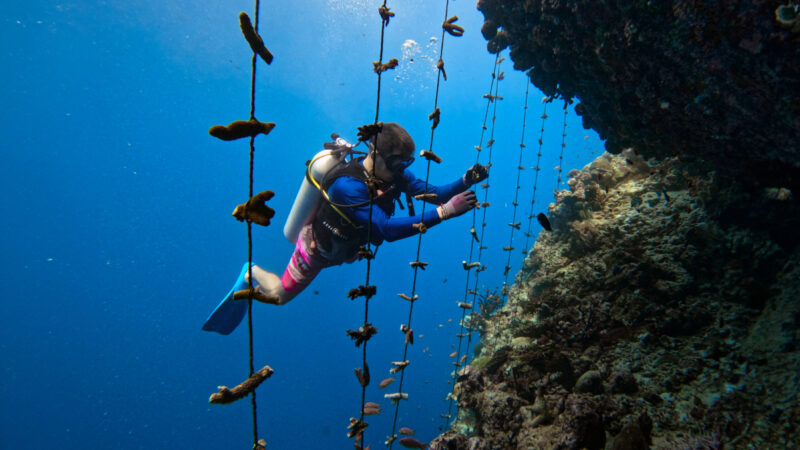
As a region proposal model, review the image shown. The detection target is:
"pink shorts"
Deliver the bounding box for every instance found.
[280,224,328,294]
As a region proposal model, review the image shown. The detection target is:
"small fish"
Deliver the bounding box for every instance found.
[399,427,415,436]
[398,437,427,449]
[379,377,395,389]
[662,190,671,202]
[449,351,457,358]
[537,213,552,231]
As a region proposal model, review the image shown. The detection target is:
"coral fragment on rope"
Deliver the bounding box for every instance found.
[232,190,276,226]
[442,15,464,37]
[347,323,378,347]
[347,285,377,300]
[209,119,275,141]
[373,59,399,74]
[209,365,274,404]
[238,12,273,64]
[419,150,442,163]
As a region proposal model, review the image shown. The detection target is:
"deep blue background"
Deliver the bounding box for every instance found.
[1,1,601,448]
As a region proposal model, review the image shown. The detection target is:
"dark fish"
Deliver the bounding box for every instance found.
[398,436,427,449]
[537,213,552,231]
[399,427,415,436]
[379,377,395,389]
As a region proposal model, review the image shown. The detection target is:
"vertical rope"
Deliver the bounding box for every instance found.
[443,53,503,429]
[386,1,453,447]
[351,2,391,448]
[501,81,530,296]
[555,102,568,195]
[246,1,262,447]
[523,95,550,253]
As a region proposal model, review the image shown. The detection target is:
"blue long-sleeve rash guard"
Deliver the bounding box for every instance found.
[327,167,468,244]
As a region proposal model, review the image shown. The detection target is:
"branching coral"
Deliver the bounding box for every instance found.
[347,323,377,347]
[209,365,274,404]
[231,190,275,226]
[347,285,377,300]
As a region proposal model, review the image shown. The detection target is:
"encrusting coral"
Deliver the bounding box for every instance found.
[209,365,274,404]
[432,150,800,449]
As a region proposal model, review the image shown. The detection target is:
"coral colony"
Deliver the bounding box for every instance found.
[428,1,799,448]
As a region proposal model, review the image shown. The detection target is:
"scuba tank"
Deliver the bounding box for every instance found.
[283,134,357,243]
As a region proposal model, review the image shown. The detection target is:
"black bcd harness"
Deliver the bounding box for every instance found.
[312,158,404,256]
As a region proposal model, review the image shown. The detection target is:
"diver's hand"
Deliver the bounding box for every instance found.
[463,163,489,186]
[437,190,477,220]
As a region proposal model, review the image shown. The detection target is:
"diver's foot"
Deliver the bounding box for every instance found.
[244,264,272,287]
[243,264,286,304]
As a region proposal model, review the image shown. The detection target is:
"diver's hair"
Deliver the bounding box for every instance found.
[372,122,415,158]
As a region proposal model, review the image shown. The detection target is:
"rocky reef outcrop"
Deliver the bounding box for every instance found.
[432,151,800,449]
[476,0,800,191]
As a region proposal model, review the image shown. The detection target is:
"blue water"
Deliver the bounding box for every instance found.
[1,1,602,448]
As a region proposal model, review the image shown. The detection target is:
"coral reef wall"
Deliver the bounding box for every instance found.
[431,152,800,449]
[477,0,800,191]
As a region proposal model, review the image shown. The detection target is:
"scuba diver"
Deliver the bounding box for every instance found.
[203,122,488,334]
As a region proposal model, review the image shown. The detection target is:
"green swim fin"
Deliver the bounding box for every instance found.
[202,263,252,335]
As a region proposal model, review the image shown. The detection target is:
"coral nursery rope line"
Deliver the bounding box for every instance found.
[555,102,568,195]
[502,80,530,295]
[245,1,262,447]
[387,1,454,447]
[524,97,549,252]
[351,2,391,448]
[444,53,502,429]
